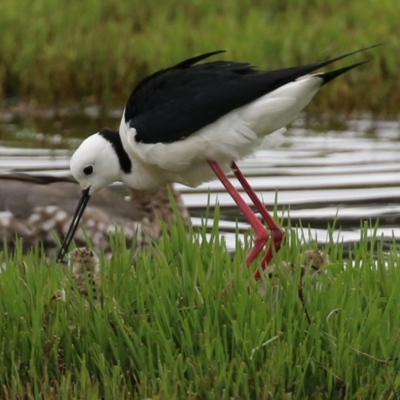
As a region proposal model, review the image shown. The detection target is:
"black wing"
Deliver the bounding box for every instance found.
[124,47,373,144]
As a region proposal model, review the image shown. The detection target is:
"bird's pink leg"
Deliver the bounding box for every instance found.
[208,161,283,279]
[230,162,284,279]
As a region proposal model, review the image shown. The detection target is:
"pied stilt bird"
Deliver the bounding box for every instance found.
[57,46,374,277]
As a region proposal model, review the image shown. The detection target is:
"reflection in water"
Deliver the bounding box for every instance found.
[1,118,400,252]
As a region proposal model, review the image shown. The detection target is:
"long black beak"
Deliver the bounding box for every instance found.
[56,187,91,263]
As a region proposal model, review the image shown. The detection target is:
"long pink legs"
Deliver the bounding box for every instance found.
[208,160,284,280]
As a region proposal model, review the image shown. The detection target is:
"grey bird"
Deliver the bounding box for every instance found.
[0,173,189,257]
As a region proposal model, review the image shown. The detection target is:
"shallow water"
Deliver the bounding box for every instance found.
[1,116,400,252]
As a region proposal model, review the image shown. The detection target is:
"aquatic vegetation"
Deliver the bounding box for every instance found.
[0,0,398,115]
[0,213,399,398]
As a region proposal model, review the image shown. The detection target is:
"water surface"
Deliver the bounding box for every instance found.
[1,116,400,252]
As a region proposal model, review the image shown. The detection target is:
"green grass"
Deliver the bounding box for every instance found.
[0,0,399,115]
[1,214,400,399]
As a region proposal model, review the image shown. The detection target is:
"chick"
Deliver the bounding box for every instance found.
[300,249,330,275]
[68,247,101,303]
[258,249,331,299]
[51,247,101,307]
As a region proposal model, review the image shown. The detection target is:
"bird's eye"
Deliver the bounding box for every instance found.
[83,165,94,175]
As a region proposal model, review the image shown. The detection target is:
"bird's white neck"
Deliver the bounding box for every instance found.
[119,111,170,190]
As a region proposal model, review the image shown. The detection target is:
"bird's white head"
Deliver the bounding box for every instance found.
[57,129,129,263]
[70,131,122,195]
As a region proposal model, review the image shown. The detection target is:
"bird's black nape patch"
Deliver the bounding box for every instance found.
[98,128,132,173]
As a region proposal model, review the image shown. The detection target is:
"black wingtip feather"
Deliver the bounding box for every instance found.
[173,50,226,69]
[307,44,381,72]
[320,60,369,85]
